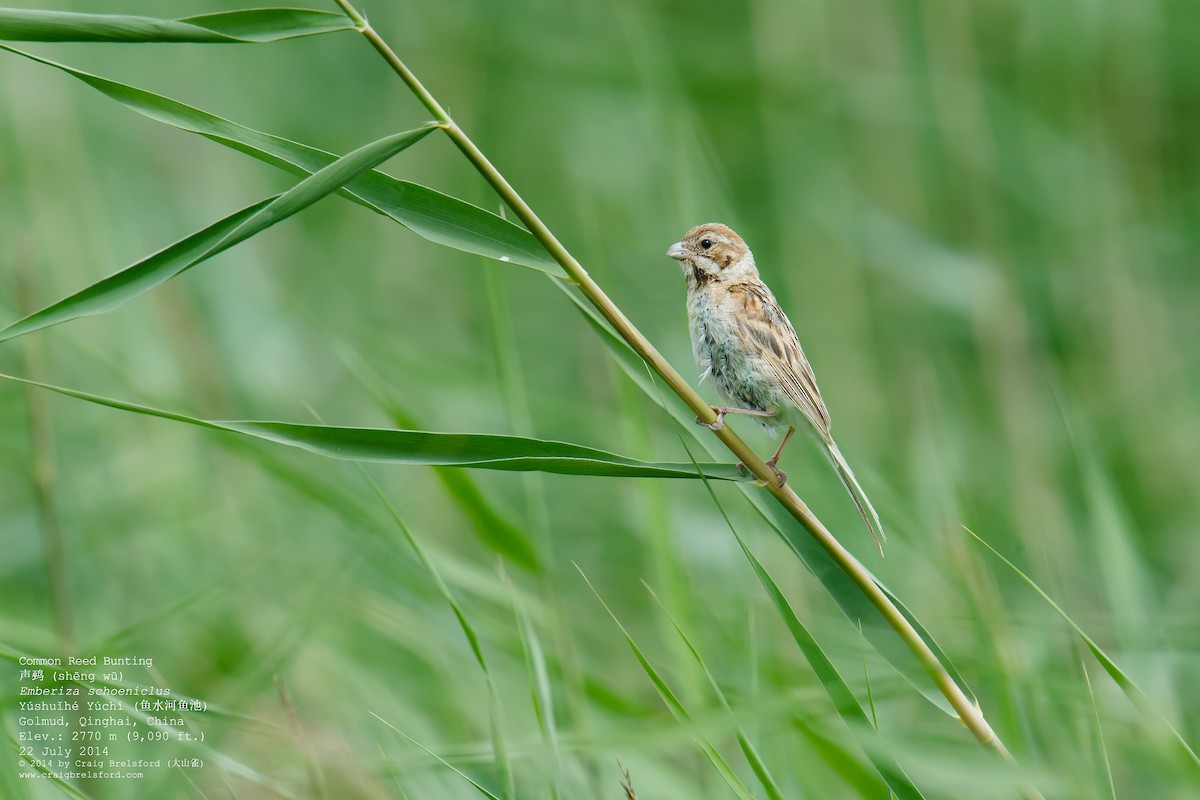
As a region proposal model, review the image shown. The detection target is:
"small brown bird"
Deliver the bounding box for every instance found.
[667,223,885,550]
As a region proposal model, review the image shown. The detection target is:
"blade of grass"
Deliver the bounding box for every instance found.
[370,712,503,800]
[734,538,925,799]
[570,285,973,717]
[576,567,758,800]
[792,716,889,798]
[669,426,926,799]
[1082,663,1117,800]
[747,488,975,717]
[355,465,513,800]
[642,582,786,800]
[0,8,352,43]
[0,124,436,342]
[335,343,540,570]
[0,199,266,342]
[0,372,749,481]
[503,568,564,797]
[0,45,563,278]
[205,125,435,243]
[274,670,329,800]
[864,659,879,731]
[965,526,1200,770]
[483,264,558,565]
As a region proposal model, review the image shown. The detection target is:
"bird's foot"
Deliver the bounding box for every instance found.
[697,407,726,431]
[765,456,787,485]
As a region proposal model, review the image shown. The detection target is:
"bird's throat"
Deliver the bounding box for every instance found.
[688,263,715,289]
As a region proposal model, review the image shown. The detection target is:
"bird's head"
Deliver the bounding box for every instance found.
[666,223,757,285]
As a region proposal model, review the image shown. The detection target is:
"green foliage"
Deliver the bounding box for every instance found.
[0,44,565,278]
[1,372,751,480]
[1,2,1198,799]
[0,119,436,340]
[0,8,352,43]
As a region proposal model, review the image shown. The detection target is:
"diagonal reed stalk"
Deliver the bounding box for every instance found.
[330,1,1038,793]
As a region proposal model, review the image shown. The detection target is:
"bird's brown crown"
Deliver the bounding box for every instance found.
[681,223,748,265]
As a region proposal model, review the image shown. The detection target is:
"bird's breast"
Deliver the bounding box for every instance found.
[687,290,775,414]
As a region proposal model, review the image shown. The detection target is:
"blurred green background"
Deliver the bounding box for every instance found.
[2,0,1198,797]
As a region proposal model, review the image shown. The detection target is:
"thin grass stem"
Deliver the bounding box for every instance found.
[16,259,74,650]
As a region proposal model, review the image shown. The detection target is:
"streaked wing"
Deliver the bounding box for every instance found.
[729,282,832,435]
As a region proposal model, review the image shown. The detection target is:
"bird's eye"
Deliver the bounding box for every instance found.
[700,239,713,250]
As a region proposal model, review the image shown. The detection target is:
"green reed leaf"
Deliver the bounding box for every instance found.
[668,422,927,797]
[735,541,926,798]
[337,345,541,570]
[645,582,786,800]
[0,200,265,342]
[370,713,503,800]
[676,436,926,798]
[0,373,750,482]
[0,45,563,278]
[0,8,352,43]
[0,125,434,343]
[505,577,564,790]
[578,568,757,800]
[967,527,1200,770]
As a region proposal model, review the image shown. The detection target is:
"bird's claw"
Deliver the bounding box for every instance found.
[697,409,726,431]
[765,459,787,486]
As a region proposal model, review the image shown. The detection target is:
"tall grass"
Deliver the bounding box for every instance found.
[1,1,1198,798]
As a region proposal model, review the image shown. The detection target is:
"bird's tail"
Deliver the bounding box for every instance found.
[823,439,886,554]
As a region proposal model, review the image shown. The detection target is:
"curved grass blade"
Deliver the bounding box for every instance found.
[180,9,352,41]
[208,125,435,243]
[746,493,971,716]
[643,583,785,800]
[504,573,564,794]
[356,468,513,799]
[965,527,1200,770]
[0,373,749,481]
[371,712,502,800]
[1082,663,1117,800]
[733,545,925,797]
[792,717,889,796]
[577,567,757,800]
[0,198,267,342]
[563,281,973,716]
[338,344,540,570]
[0,45,562,277]
[0,8,352,43]
[0,125,434,343]
[672,426,926,798]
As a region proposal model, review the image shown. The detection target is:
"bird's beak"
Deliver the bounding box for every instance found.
[666,242,689,261]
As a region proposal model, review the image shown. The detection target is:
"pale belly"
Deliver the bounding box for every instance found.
[688,301,789,436]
